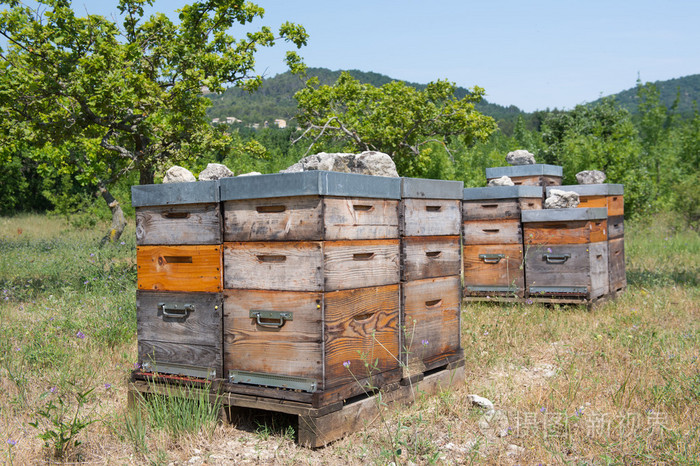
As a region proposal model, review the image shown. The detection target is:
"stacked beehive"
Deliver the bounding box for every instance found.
[485,164,563,186]
[399,178,463,376]
[522,207,609,301]
[218,172,402,408]
[462,186,543,298]
[546,184,626,296]
[132,181,223,379]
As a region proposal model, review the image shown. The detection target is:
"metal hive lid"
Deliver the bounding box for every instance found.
[131,180,220,207]
[485,164,563,179]
[400,178,464,199]
[219,171,401,200]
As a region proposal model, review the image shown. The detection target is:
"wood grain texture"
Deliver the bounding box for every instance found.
[578,195,607,209]
[462,199,520,220]
[608,195,624,217]
[401,236,461,281]
[137,245,222,292]
[608,237,626,291]
[463,219,522,245]
[589,241,609,298]
[524,219,607,245]
[400,199,461,236]
[401,276,461,367]
[138,340,223,377]
[525,243,608,298]
[323,239,400,291]
[323,284,400,389]
[323,198,399,240]
[137,291,222,347]
[608,215,624,239]
[223,241,323,291]
[463,244,524,295]
[136,203,221,245]
[223,196,323,241]
[222,289,323,383]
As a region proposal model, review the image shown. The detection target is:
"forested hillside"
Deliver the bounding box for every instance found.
[589,74,700,115]
[205,67,525,132]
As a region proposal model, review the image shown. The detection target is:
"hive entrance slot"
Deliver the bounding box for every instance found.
[162,256,193,264]
[163,212,190,219]
[425,299,442,308]
[353,204,374,212]
[353,312,375,321]
[353,253,375,261]
[426,251,442,258]
[256,205,286,213]
[481,204,498,209]
[257,255,287,263]
[426,205,442,212]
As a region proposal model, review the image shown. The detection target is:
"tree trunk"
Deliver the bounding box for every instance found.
[97,182,127,247]
[140,164,155,185]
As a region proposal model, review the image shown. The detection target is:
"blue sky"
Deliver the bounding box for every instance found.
[76,0,700,112]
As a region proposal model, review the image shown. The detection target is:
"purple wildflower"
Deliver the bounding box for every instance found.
[133,362,141,370]
[90,253,95,257]
[104,383,112,390]
[526,298,533,305]
[421,339,429,346]
[120,241,126,245]
[540,407,546,413]
[76,331,85,339]
[342,361,351,369]
[7,439,16,446]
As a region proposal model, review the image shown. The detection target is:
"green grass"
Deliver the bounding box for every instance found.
[0,211,698,464]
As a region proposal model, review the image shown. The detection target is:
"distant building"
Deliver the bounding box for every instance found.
[211,118,220,124]
[226,116,242,124]
[274,118,287,128]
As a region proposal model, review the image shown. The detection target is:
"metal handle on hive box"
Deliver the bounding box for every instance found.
[479,254,505,264]
[158,303,195,318]
[250,310,293,328]
[543,253,570,264]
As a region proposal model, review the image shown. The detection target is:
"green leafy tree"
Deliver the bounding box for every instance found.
[540,98,650,216]
[293,72,497,178]
[0,0,306,241]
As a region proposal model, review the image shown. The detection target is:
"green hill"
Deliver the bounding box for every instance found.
[205,67,524,131]
[589,74,700,115]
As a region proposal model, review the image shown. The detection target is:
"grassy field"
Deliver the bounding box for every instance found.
[0,212,698,465]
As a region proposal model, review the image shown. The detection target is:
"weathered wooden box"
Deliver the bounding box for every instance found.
[132,181,221,245]
[608,237,626,294]
[522,207,608,245]
[399,178,463,237]
[137,290,223,379]
[132,181,224,379]
[462,186,542,298]
[463,244,524,297]
[485,164,563,187]
[401,236,461,281]
[401,276,461,371]
[223,284,400,407]
[462,186,543,220]
[220,171,400,241]
[219,172,402,404]
[522,208,609,299]
[223,239,400,292]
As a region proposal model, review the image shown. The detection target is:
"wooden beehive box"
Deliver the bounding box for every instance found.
[399,178,463,373]
[522,208,609,300]
[462,186,543,298]
[545,184,626,295]
[485,164,563,187]
[131,181,223,379]
[219,172,402,406]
